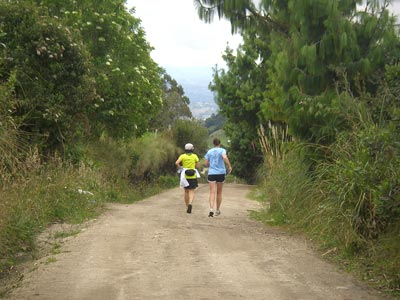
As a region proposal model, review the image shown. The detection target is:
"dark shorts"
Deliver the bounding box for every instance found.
[185,179,198,189]
[207,174,226,183]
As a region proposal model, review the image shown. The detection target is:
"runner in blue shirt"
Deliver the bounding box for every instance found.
[204,138,232,217]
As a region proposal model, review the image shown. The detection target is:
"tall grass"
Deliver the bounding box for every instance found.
[253,80,400,293]
[0,71,26,184]
[0,133,180,290]
[0,158,106,275]
[317,126,399,240]
[128,132,181,183]
[0,118,29,185]
[255,124,400,294]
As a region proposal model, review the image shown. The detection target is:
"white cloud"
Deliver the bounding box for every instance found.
[390,2,400,18]
[126,0,242,68]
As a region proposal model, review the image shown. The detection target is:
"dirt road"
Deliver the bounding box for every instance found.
[7,183,387,300]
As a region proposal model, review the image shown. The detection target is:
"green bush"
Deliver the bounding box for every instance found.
[0,2,95,152]
[128,133,181,183]
[256,125,400,293]
[318,126,400,240]
[84,134,181,184]
[223,121,263,184]
[85,138,135,180]
[172,119,208,155]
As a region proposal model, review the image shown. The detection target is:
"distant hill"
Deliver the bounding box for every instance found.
[164,66,219,119]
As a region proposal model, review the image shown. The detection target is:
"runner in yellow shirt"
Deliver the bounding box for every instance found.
[175,143,200,213]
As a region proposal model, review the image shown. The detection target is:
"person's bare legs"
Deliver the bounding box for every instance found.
[215,182,224,215]
[208,181,217,216]
[184,189,190,207]
[188,189,195,204]
[208,181,217,209]
[216,182,224,209]
[185,189,195,213]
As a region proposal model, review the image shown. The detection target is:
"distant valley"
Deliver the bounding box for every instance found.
[181,82,218,120]
[165,66,220,119]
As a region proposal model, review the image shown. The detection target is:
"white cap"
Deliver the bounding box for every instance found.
[184,143,194,150]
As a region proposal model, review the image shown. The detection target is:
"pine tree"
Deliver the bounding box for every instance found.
[194,0,400,144]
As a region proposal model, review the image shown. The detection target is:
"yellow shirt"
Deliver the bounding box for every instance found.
[178,153,199,179]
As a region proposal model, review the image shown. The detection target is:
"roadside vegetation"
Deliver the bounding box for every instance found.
[253,114,400,295]
[195,0,400,297]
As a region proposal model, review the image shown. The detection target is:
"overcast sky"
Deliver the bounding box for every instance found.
[126,1,399,70]
[126,0,242,69]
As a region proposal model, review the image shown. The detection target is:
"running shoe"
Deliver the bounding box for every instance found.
[187,204,192,214]
[215,210,221,216]
[208,211,214,217]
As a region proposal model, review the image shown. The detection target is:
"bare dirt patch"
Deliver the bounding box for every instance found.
[4,184,390,300]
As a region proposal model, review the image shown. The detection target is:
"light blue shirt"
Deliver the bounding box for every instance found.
[205,147,227,175]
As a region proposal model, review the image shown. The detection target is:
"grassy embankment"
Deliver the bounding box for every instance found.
[0,134,179,296]
[251,125,400,298]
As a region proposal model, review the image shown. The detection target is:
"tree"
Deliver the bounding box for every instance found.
[151,73,192,130]
[173,119,208,156]
[0,0,164,154]
[0,2,96,151]
[37,0,163,138]
[195,0,400,144]
[204,112,226,134]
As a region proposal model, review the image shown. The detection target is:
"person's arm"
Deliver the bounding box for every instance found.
[175,157,182,169]
[204,152,210,167]
[195,161,201,169]
[203,159,209,167]
[222,154,232,174]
